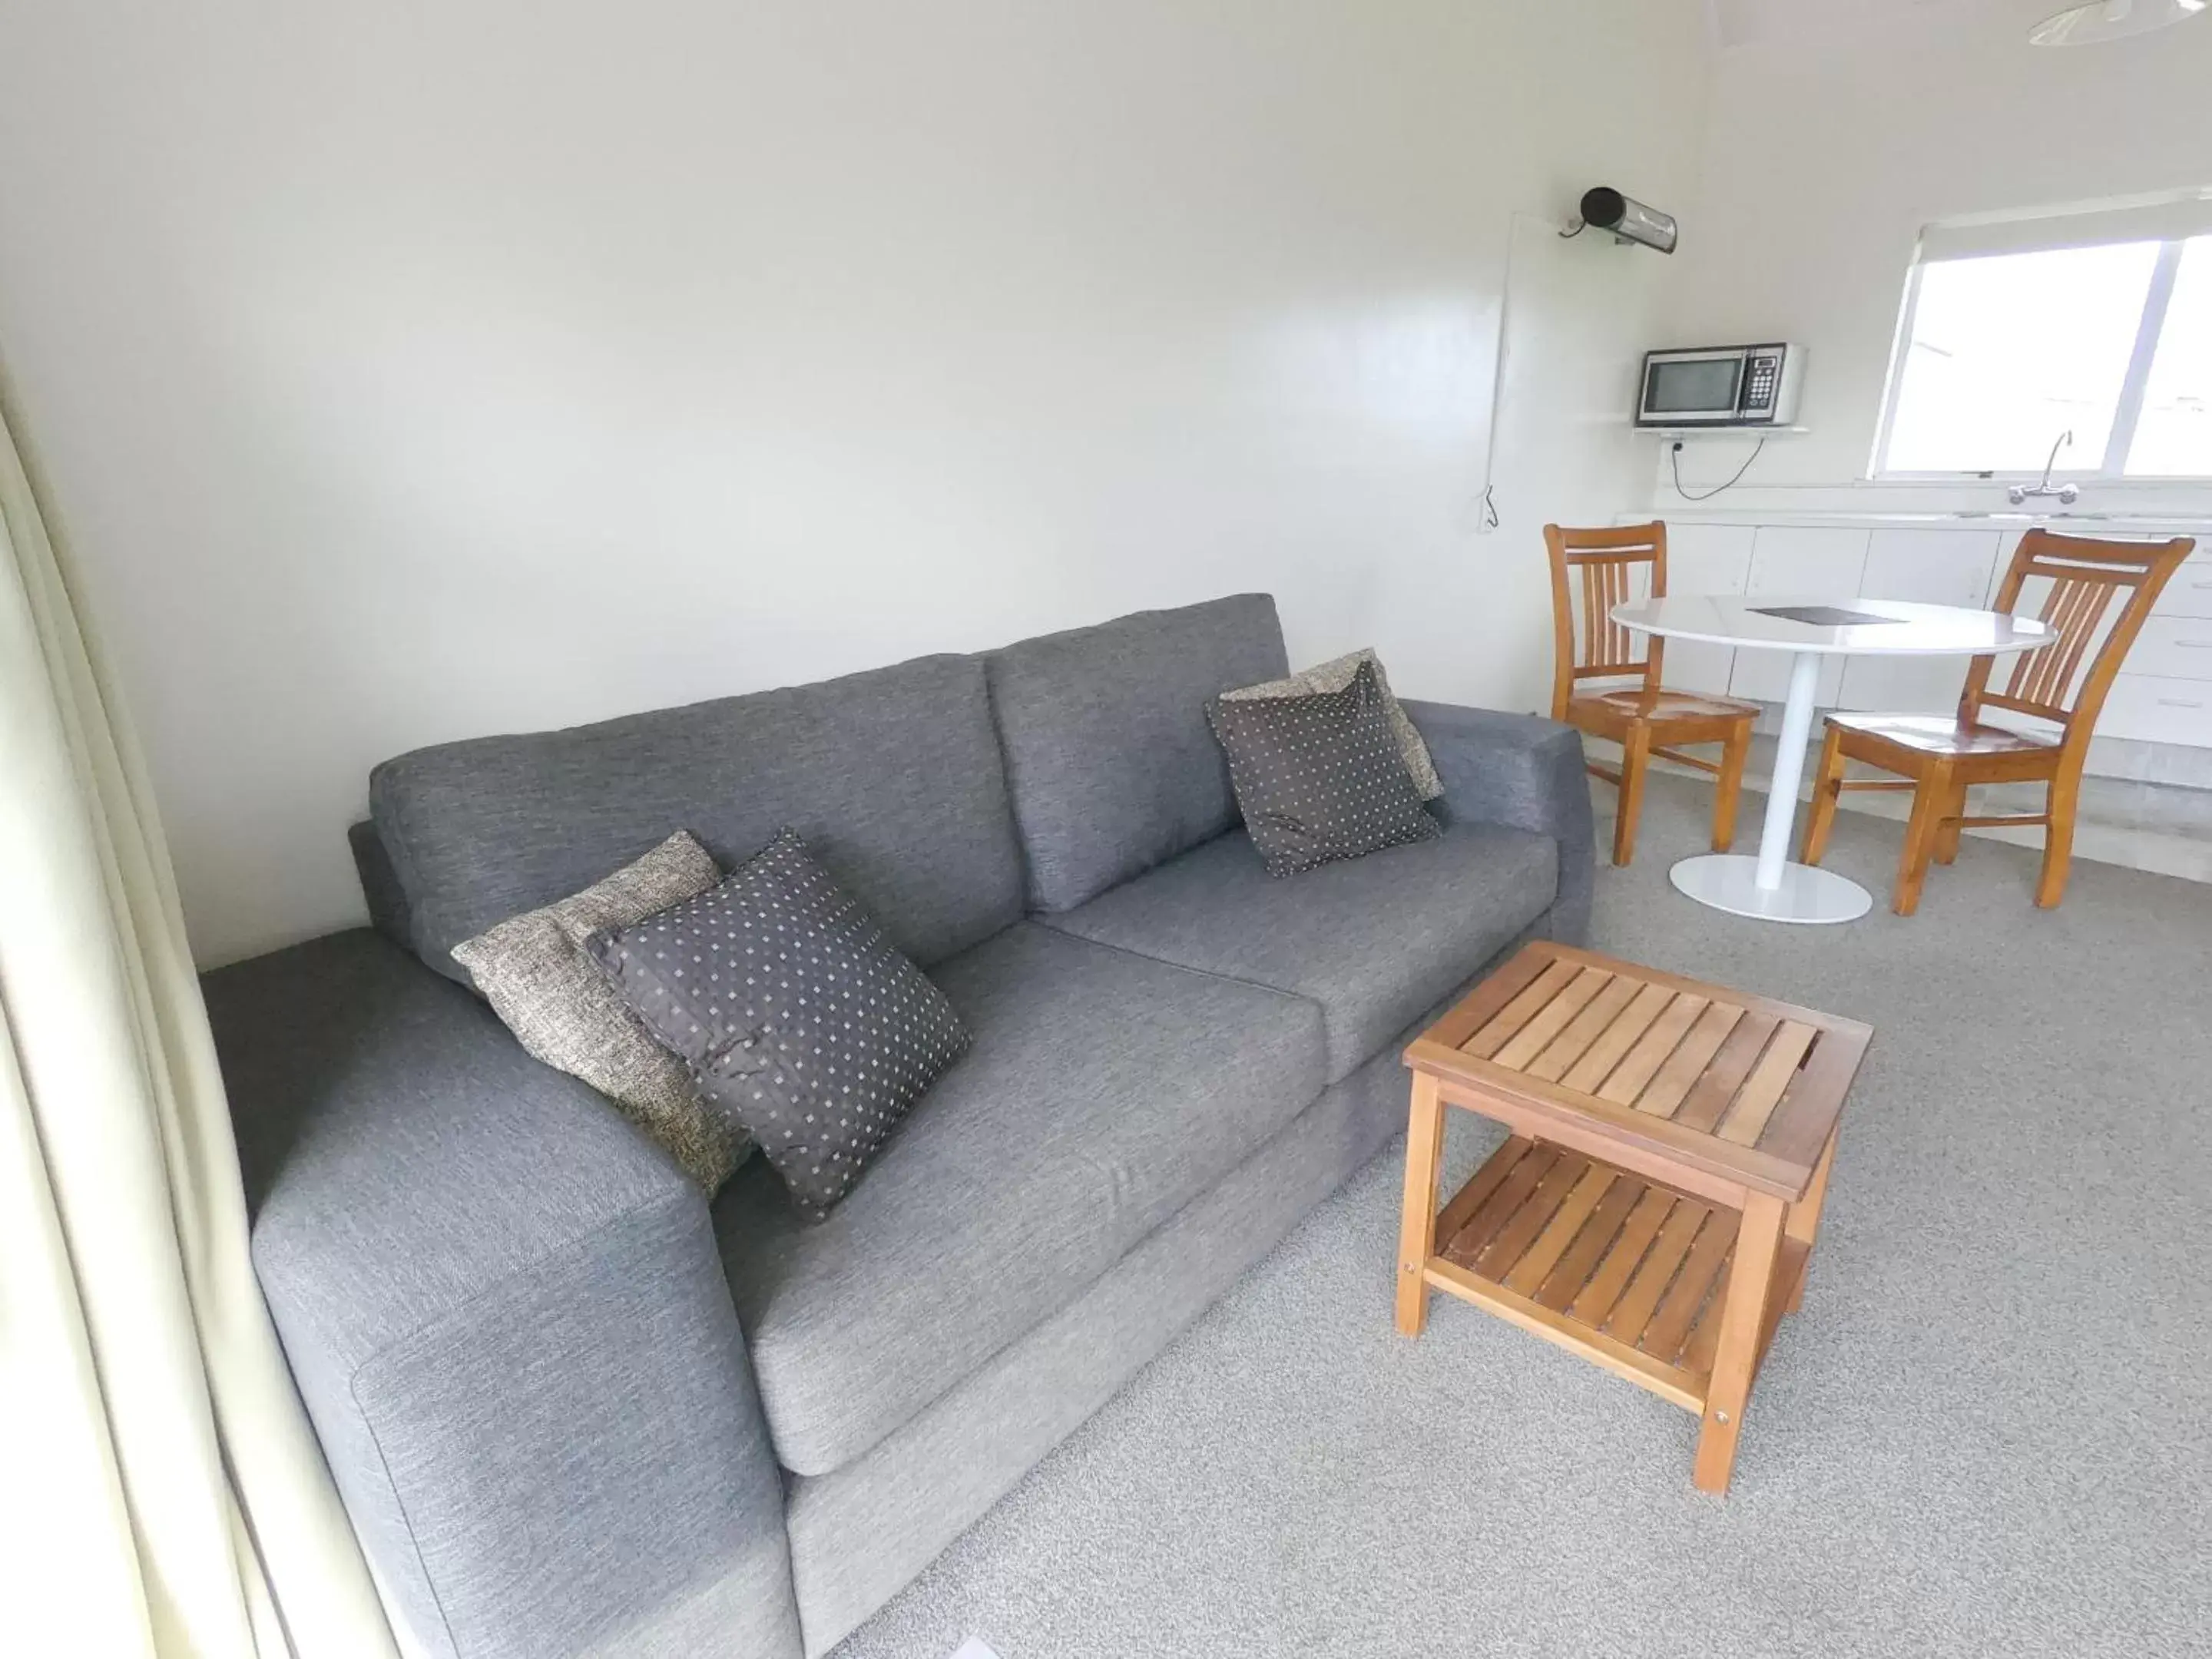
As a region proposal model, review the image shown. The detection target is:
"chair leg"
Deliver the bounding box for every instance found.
[1800,724,1846,866]
[1614,724,1651,868]
[1892,767,1950,917]
[1711,717,1752,854]
[1934,777,1969,866]
[2038,770,2080,909]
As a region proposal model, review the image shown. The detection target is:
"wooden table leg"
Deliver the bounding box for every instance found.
[1395,1075,1446,1336]
[1783,1128,1839,1315]
[1694,1191,1786,1494]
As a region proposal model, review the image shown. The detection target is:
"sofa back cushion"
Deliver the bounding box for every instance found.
[369,653,1024,983]
[987,594,1288,913]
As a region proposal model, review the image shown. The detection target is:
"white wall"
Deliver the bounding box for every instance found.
[1660,0,2212,498]
[0,0,1710,965]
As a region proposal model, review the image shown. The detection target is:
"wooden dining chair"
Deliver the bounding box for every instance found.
[1800,528,2195,916]
[1546,522,1759,867]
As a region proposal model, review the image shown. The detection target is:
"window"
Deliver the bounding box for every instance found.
[1876,200,2212,479]
[2130,239,2212,475]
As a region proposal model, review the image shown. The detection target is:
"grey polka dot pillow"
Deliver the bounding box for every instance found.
[1219,647,1443,800]
[1205,658,1441,877]
[588,830,971,1217]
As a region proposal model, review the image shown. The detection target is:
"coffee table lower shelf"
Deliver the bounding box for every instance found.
[1425,1135,1810,1416]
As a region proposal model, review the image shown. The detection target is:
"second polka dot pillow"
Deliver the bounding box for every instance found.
[1206,658,1442,877]
[588,830,972,1217]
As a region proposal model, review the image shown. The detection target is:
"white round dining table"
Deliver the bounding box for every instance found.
[1608,596,2058,924]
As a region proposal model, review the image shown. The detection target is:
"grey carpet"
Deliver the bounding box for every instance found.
[834,777,2212,1659]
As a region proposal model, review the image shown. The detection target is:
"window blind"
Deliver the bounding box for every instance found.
[1918,194,2212,263]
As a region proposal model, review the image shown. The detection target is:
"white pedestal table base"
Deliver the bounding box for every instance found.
[1667,854,1873,925]
[1664,645,1873,925]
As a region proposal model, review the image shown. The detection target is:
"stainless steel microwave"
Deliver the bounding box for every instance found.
[1636,343,1804,428]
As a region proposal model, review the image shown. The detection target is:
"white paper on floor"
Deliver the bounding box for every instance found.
[947,1641,1002,1659]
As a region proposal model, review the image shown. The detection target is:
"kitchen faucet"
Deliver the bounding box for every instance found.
[2008,430,2080,506]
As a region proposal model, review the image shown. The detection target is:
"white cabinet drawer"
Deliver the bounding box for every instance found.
[2098,674,2212,747]
[1661,524,1756,698]
[1730,527,1869,705]
[1839,528,2002,714]
[2127,617,2212,682]
[2157,558,2212,621]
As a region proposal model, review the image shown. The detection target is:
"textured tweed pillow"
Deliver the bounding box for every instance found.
[588,830,972,1217]
[1206,658,1442,877]
[1219,647,1443,800]
[451,831,748,1190]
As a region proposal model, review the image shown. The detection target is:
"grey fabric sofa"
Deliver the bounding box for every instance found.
[204,594,1594,1659]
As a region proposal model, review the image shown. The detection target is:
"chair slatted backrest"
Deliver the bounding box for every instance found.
[1545,522,1667,720]
[1961,529,2195,743]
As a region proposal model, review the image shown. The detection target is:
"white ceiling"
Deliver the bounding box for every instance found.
[1710,0,1996,48]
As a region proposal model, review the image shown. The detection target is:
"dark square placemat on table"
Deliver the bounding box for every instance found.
[1750,604,1899,628]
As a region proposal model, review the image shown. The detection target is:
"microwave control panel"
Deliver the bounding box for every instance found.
[1743,353,1783,413]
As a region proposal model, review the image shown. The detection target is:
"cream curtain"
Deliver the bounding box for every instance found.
[0,394,397,1657]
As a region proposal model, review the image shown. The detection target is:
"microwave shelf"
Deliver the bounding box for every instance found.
[1637,426,1811,439]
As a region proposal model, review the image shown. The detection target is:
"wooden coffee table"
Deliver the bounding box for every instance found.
[1396,941,1870,1493]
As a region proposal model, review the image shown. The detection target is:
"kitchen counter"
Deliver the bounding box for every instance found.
[1651,508,2211,533]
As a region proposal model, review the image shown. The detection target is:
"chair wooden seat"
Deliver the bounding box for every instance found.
[1571,688,1762,730]
[1823,712,2061,760]
[1803,529,2194,915]
[1548,523,1758,868]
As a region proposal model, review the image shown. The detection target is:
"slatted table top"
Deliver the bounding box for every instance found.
[1405,942,1871,1202]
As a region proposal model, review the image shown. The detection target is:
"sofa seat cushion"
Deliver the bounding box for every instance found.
[1041,820,1558,1084]
[710,922,1326,1479]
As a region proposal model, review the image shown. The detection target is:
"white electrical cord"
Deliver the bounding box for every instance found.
[1475,211,1573,531]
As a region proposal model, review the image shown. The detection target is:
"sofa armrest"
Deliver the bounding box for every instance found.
[204,931,803,1659]
[1400,701,1594,943]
